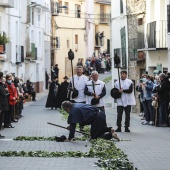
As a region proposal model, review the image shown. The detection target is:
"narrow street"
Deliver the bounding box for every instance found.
[0,72,170,170]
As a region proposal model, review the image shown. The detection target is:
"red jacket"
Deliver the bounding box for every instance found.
[6,83,18,105]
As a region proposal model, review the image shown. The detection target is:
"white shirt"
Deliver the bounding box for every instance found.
[70,75,88,102]
[114,78,136,107]
[86,80,105,107]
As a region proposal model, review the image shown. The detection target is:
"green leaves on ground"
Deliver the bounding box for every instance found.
[14,136,88,142]
[60,108,69,120]
[103,76,112,83]
[14,136,56,141]
[6,137,136,169]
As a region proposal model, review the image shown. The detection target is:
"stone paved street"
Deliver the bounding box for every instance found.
[0,72,170,170]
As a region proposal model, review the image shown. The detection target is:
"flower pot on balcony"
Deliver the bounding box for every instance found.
[0,45,4,54]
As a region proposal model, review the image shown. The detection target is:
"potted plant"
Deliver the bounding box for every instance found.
[0,32,10,54]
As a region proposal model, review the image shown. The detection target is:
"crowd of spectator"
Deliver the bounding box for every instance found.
[0,72,36,139]
[83,54,111,76]
[136,73,170,127]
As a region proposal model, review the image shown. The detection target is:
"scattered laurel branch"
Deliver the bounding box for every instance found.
[1,138,137,170]
[103,76,112,83]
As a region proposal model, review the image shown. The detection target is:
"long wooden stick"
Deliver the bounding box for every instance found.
[47,122,90,136]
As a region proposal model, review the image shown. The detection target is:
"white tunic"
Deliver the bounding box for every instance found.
[86,80,105,107]
[114,78,136,107]
[70,75,88,102]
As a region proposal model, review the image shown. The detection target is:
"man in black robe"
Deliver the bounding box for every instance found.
[62,101,119,141]
[60,76,69,105]
[46,76,61,109]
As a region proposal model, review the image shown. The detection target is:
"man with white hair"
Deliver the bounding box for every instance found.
[84,71,106,112]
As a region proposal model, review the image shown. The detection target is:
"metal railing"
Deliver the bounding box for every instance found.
[95,0,111,5]
[99,13,110,23]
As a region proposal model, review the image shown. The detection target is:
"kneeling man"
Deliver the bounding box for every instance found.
[62,101,119,142]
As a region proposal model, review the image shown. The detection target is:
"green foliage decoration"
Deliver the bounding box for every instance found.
[0,32,10,45]
[9,137,137,169]
[103,76,112,83]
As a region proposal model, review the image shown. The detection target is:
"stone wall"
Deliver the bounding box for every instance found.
[126,0,146,113]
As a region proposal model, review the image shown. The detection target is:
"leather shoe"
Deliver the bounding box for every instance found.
[125,127,130,132]
[11,119,18,123]
[115,127,122,132]
[9,124,15,128]
[4,125,14,128]
[0,134,5,139]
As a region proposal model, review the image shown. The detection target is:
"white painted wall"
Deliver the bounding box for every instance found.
[86,0,94,58]
[0,0,51,91]
[111,0,128,84]
[146,0,168,74]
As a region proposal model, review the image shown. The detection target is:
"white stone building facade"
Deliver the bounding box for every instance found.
[0,0,51,92]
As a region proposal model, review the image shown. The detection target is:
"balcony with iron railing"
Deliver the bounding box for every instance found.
[51,36,60,50]
[95,0,111,5]
[137,20,167,51]
[99,13,110,24]
[25,43,37,60]
[0,0,14,8]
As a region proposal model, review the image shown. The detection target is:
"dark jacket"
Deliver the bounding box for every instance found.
[157,78,170,103]
[60,81,69,103]
[0,82,9,111]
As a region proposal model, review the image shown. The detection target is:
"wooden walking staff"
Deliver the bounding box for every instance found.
[68,49,78,99]
[47,122,90,136]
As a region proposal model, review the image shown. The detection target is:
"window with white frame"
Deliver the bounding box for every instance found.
[31,30,34,43]
[39,32,41,46]
[75,4,81,18]
[65,2,69,14]
[32,8,34,25]
[38,10,41,22]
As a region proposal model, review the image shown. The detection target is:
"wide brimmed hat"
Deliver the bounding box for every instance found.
[110,88,122,99]
[55,135,66,142]
[91,98,99,105]
[63,76,68,79]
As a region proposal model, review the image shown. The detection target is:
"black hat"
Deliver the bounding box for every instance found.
[110,88,122,99]
[72,89,79,98]
[55,135,67,142]
[63,76,68,79]
[91,98,99,105]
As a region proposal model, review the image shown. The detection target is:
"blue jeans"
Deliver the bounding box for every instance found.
[142,99,154,122]
[159,102,167,125]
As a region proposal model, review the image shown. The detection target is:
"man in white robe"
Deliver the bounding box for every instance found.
[68,65,88,103]
[84,71,106,112]
[114,71,136,132]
